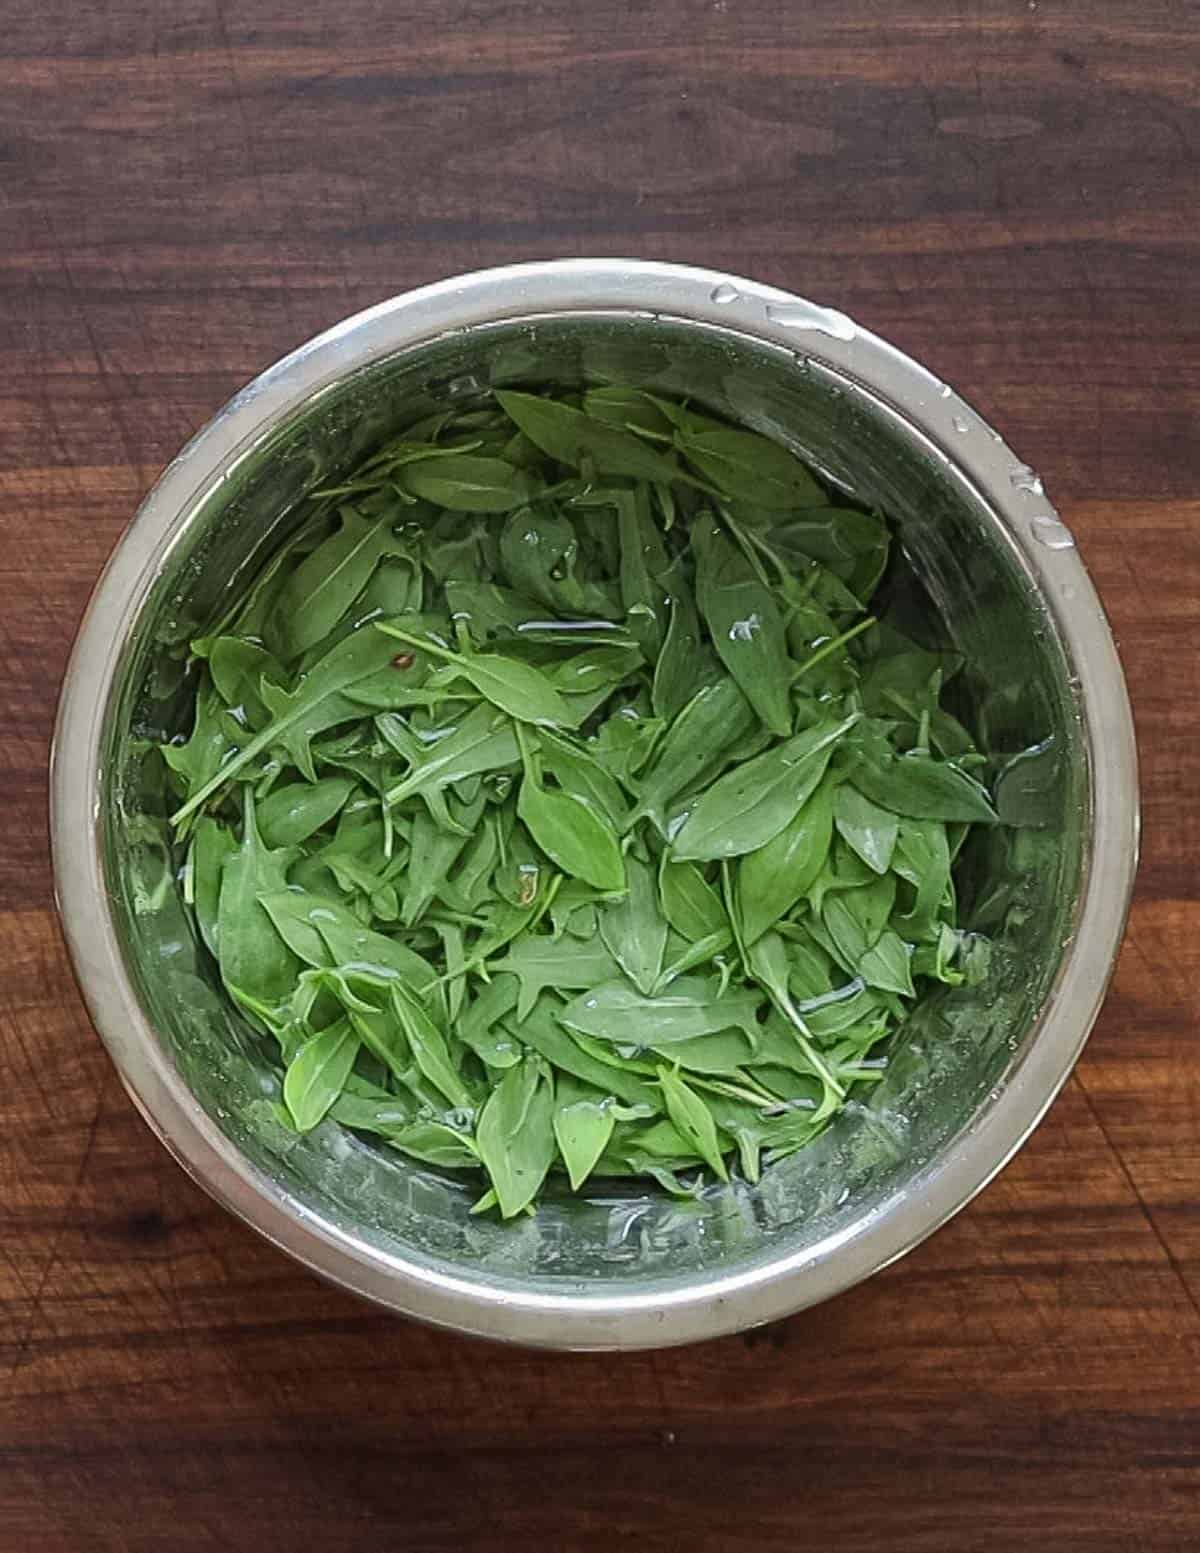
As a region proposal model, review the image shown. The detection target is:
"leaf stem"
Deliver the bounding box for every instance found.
[376,622,458,663]
[792,615,876,683]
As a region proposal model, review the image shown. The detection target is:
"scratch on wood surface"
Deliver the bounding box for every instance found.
[1071,1069,1200,1328]
[4,1073,111,1382]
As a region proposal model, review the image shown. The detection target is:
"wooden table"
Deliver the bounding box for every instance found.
[3,2,1197,1547]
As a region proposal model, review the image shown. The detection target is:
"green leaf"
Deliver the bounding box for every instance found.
[649,1027,756,1075]
[694,520,794,736]
[497,507,622,620]
[857,928,915,996]
[598,855,667,995]
[656,1066,729,1180]
[851,751,998,824]
[744,934,845,1109]
[475,1056,556,1218]
[377,624,572,727]
[677,425,826,509]
[489,936,623,1021]
[257,777,356,848]
[625,677,757,833]
[171,625,405,826]
[536,729,628,829]
[457,976,523,1069]
[653,928,734,990]
[821,873,898,967]
[269,506,410,661]
[614,486,669,658]
[549,644,643,700]
[670,714,857,861]
[891,818,952,937]
[736,773,835,944]
[658,857,727,942]
[389,983,472,1108]
[516,732,626,892]
[387,1120,480,1170]
[384,704,520,806]
[582,385,677,442]
[399,453,536,512]
[161,683,234,800]
[834,784,900,874]
[444,580,543,644]
[591,706,668,790]
[553,1074,618,1190]
[209,636,285,727]
[515,998,659,1106]
[283,1020,360,1131]
[401,791,484,926]
[651,558,713,722]
[444,812,501,911]
[258,889,436,989]
[496,390,684,484]
[217,789,298,1002]
[191,817,235,957]
[560,977,762,1046]
[329,1091,414,1134]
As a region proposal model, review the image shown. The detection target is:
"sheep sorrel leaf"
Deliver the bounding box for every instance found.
[161,381,1002,1213]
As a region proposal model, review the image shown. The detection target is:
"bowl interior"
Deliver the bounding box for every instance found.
[101,312,1087,1304]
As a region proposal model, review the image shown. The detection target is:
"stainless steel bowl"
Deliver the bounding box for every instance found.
[51,260,1137,1349]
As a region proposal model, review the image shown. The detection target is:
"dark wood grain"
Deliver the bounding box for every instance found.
[2,1,1198,1547]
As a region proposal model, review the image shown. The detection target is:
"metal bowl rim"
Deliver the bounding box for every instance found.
[50,259,1138,1349]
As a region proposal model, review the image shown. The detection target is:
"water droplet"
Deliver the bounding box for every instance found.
[952,415,970,434]
[765,301,857,342]
[1009,464,1044,496]
[1030,514,1076,550]
[939,384,952,399]
[446,374,482,398]
[710,282,740,305]
[728,612,761,642]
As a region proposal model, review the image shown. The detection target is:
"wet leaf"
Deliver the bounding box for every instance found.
[490,935,623,1021]
[851,751,998,824]
[676,425,825,509]
[670,714,857,860]
[694,520,793,737]
[378,623,572,727]
[559,977,762,1046]
[399,453,537,512]
[258,777,356,849]
[553,1073,618,1190]
[217,789,298,1002]
[496,390,684,484]
[834,784,900,874]
[166,379,1000,1214]
[269,506,410,661]
[656,1066,729,1180]
[736,772,835,943]
[598,854,667,995]
[283,1020,360,1131]
[475,1056,556,1218]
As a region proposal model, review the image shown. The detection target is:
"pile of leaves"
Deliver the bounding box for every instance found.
[163,384,996,1218]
